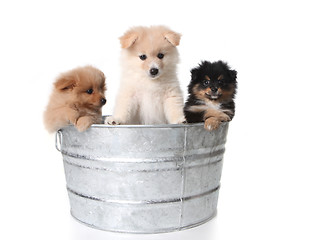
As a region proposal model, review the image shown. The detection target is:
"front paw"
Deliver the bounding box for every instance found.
[104,116,120,125]
[177,117,187,124]
[169,116,186,124]
[204,118,221,131]
[218,113,231,122]
[75,116,93,132]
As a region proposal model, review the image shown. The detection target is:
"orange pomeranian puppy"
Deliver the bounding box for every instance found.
[44,66,107,132]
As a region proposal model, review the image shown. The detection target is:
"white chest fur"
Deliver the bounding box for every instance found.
[113,71,184,125]
[134,81,168,124]
[205,101,221,110]
[188,100,221,113]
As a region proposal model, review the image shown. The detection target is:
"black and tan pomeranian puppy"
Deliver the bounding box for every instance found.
[184,61,237,130]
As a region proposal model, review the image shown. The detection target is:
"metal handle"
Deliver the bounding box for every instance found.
[55,130,63,152]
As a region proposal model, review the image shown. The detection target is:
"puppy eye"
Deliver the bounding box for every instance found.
[203,80,209,86]
[157,53,164,59]
[86,88,93,94]
[139,55,147,61]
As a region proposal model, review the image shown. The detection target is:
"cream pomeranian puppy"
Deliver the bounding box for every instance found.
[44,66,107,132]
[106,26,185,125]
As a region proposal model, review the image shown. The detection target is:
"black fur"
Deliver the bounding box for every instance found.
[184,60,237,127]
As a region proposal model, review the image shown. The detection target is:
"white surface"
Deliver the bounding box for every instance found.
[1,0,310,239]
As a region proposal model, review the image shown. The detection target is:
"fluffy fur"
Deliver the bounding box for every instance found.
[44,66,107,132]
[106,26,185,125]
[184,61,237,130]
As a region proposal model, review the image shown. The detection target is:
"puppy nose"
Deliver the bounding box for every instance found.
[101,98,107,105]
[211,87,218,92]
[150,68,159,76]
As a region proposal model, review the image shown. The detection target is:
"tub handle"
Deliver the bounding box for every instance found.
[55,130,63,152]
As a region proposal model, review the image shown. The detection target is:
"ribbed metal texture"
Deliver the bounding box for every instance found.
[56,122,228,233]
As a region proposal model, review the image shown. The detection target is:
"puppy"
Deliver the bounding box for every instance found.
[44,66,107,132]
[106,25,185,125]
[184,61,237,130]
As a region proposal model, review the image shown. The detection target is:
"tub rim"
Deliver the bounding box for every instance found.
[90,122,206,129]
[78,115,223,129]
[58,116,229,129]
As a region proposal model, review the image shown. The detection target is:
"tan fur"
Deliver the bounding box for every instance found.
[44,66,107,132]
[106,26,185,125]
[204,117,221,131]
[203,109,231,130]
[218,85,236,102]
[193,83,212,103]
[203,109,231,121]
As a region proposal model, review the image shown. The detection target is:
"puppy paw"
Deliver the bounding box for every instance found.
[75,116,94,132]
[218,114,231,122]
[204,118,221,131]
[179,117,187,124]
[104,116,120,125]
[170,116,186,124]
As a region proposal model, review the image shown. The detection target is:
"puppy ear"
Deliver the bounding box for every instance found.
[191,68,200,81]
[54,75,77,91]
[99,71,106,81]
[229,70,237,81]
[164,31,181,46]
[119,31,138,49]
[98,71,107,90]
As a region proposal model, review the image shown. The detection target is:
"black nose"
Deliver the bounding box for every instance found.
[101,98,107,105]
[150,68,159,76]
[211,87,218,92]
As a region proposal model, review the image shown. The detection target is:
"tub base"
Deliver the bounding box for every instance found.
[68,187,219,234]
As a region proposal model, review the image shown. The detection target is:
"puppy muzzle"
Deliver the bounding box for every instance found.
[206,90,221,100]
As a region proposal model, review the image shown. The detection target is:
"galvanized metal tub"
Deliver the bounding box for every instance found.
[56,122,229,233]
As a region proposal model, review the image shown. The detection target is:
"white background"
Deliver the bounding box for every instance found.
[1,0,310,239]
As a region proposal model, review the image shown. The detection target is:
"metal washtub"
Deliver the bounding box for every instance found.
[56,122,229,233]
